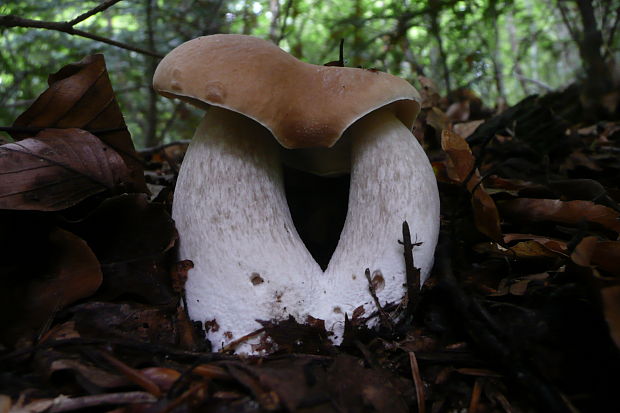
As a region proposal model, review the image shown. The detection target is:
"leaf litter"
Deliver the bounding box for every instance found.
[0,55,619,413]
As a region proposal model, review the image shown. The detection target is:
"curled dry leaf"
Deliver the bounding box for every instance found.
[499,198,620,234]
[11,54,147,192]
[441,129,502,241]
[0,128,130,211]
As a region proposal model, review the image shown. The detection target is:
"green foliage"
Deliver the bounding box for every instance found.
[0,0,617,146]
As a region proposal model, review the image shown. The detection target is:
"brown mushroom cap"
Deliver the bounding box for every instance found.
[153,34,421,149]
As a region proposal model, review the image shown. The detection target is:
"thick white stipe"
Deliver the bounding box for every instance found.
[174,106,439,352]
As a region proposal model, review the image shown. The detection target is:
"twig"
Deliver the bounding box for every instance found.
[159,382,208,413]
[468,378,483,413]
[365,268,393,329]
[220,328,265,353]
[324,38,345,66]
[97,350,162,397]
[0,126,127,136]
[20,392,156,413]
[409,351,426,413]
[68,0,124,26]
[399,221,422,321]
[557,3,580,45]
[0,14,162,58]
[513,73,553,91]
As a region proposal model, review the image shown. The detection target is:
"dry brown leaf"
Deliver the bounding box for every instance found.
[11,54,146,192]
[570,236,599,267]
[0,128,130,210]
[442,129,502,241]
[418,76,441,108]
[426,107,450,133]
[499,199,620,233]
[140,367,182,392]
[446,100,470,122]
[509,241,562,259]
[503,234,568,256]
[453,120,485,139]
[591,241,620,276]
[505,234,619,276]
[0,228,102,344]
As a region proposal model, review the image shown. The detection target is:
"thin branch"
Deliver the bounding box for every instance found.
[68,0,124,26]
[513,73,553,91]
[557,2,580,45]
[365,268,394,329]
[277,0,295,44]
[0,15,163,58]
[606,7,620,57]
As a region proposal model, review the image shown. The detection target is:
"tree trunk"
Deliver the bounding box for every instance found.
[144,0,159,147]
[428,0,451,93]
[488,0,506,103]
[574,0,613,99]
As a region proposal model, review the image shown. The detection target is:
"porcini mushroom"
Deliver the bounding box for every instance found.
[154,34,439,352]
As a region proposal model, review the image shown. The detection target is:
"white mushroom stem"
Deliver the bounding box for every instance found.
[174,106,439,352]
[174,107,321,351]
[314,108,440,338]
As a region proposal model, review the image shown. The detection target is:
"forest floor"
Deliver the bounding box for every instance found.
[1,55,619,413]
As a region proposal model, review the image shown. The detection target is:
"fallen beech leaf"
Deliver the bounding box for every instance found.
[601,286,620,350]
[441,129,474,182]
[418,76,441,108]
[11,54,147,192]
[509,241,562,259]
[499,199,620,233]
[570,236,599,267]
[446,100,470,122]
[591,241,620,276]
[0,227,102,345]
[505,234,619,276]
[0,128,130,210]
[442,129,502,241]
[453,120,485,139]
[427,107,450,133]
[503,234,568,256]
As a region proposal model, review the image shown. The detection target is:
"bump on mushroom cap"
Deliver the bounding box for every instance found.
[153,34,421,149]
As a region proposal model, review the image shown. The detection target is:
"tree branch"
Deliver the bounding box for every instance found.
[0,14,163,58]
[68,0,124,26]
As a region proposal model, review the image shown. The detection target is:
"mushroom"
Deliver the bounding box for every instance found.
[154,34,439,352]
